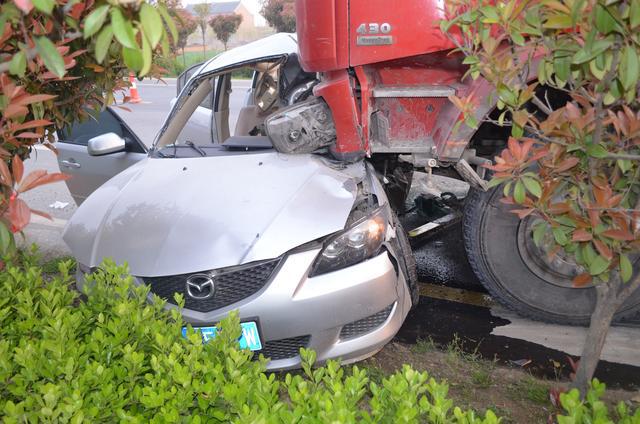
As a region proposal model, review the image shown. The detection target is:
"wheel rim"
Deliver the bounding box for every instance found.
[516,217,592,289]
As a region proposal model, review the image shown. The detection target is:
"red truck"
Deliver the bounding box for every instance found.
[277,0,640,325]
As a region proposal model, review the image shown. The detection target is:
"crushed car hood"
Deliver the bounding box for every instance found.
[63,153,360,277]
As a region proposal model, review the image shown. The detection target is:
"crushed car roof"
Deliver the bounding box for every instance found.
[198,33,298,76]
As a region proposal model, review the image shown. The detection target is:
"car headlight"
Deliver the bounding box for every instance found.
[309,207,389,276]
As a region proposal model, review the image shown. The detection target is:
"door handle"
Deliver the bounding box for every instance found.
[61,159,81,169]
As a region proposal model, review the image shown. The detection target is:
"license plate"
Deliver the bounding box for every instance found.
[181,321,263,351]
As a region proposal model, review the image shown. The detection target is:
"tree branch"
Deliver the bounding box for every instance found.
[532,94,553,115]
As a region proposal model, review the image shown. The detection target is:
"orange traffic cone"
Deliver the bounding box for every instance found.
[128,72,142,104]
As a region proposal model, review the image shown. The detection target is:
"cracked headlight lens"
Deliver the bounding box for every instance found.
[309,207,388,276]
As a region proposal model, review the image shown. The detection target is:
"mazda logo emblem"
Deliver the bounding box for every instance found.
[185,274,215,300]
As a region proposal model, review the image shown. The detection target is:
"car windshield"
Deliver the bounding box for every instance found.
[152,60,288,158]
[152,52,317,159]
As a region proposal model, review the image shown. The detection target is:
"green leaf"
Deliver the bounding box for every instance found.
[34,37,66,78]
[532,222,547,247]
[585,143,608,158]
[619,45,639,91]
[480,6,500,23]
[522,177,542,198]
[588,254,610,276]
[487,177,507,188]
[553,227,568,245]
[572,39,612,64]
[140,30,152,77]
[544,14,573,29]
[594,4,618,34]
[157,4,178,44]
[513,180,526,204]
[617,159,632,173]
[503,181,512,197]
[0,221,11,255]
[140,3,163,49]
[553,56,570,83]
[122,46,143,72]
[83,4,110,39]
[510,31,525,46]
[95,24,113,64]
[110,8,138,49]
[9,50,26,77]
[32,0,55,14]
[462,56,479,65]
[631,0,640,29]
[160,32,171,57]
[583,243,597,264]
[620,254,632,282]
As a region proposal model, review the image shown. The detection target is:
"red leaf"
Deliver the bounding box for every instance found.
[19,172,70,193]
[548,202,571,214]
[508,137,524,161]
[30,208,52,221]
[520,138,535,158]
[3,103,29,119]
[12,155,23,184]
[15,94,57,106]
[16,132,43,139]
[593,239,613,260]
[571,229,592,242]
[7,197,31,233]
[573,273,592,287]
[10,119,53,132]
[17,170,46,193]
[13,0,33,13]
[588,209,601,228]
[555,157,579,173]
[511,208,535,219]
[0,161,12,187]
[601,229,635,241]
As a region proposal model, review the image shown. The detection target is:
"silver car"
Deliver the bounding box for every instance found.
[59,34,417,370]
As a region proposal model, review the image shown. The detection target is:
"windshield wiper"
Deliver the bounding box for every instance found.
[185,140,206,157]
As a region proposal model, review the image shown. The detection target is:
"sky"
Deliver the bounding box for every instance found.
[181,0,263,16]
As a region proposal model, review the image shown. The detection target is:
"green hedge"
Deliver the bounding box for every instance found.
[0,256,637,422]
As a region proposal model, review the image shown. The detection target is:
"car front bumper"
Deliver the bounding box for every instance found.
[161,247,409,370]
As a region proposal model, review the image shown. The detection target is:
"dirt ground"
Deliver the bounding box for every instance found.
[361,341,639,423]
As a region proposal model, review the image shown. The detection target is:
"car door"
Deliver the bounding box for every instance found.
[57,108,147,205]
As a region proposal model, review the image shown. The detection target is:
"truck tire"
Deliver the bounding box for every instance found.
[463,185,640,325]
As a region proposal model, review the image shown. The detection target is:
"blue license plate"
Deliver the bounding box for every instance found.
[182,321,263,351]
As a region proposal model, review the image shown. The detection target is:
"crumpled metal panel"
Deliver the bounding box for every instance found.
[199,33,298,77]
[63,152,361,277]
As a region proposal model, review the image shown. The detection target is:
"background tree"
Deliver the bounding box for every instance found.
[260,0,296,33]
[173,9,198,64]
[0,0,176,253]
[161,0,197,65]
[193,3,210,60]
[208,14,242,51]
[443,0,640,395]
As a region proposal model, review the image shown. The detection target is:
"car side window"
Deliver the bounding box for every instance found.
[59,109,124,146]
[59,109,146,153]
[178,62,212,110]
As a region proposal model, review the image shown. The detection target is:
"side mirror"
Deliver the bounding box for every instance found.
[87,132,126,156]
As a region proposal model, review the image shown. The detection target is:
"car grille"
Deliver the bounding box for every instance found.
[255,335,311,361]
[143,258,280,313]
[339,303,395,340]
